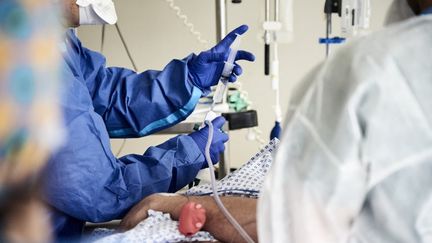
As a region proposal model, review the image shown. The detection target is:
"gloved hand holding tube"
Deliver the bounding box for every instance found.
[188,117,228,168]
[187,25,255,96]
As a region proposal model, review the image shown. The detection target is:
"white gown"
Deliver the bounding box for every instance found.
[258,6,432,243]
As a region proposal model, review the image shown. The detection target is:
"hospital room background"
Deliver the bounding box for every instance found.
[77,0,393,169]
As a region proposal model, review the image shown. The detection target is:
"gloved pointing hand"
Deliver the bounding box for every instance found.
[189,117,229,168]
[188,25,255,95]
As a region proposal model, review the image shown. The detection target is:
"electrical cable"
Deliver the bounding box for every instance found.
[115,23,139,71]
[165,0,210,48]
[204,120,255,243]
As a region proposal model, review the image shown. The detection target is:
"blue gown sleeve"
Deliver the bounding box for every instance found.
[44,31,206,225]
[102,135,205,221]
[45,134,205,223]
[69,31,202,138]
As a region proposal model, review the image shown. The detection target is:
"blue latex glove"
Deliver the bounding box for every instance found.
[187,25,255,95]
[189,116,229,168]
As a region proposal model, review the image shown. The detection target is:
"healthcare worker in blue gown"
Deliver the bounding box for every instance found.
[43,0,255,238]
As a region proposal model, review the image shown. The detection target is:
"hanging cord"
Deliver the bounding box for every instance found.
[165,0,210,48]
[101,24,106,53]
[115,23,139,71]
[204,120,255,243]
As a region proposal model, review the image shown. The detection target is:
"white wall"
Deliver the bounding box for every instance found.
[77,0,393,168]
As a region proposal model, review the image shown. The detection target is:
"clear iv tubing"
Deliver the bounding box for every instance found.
[204,120,255,243]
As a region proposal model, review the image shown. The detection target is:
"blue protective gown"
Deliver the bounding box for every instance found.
[43,30,204,237]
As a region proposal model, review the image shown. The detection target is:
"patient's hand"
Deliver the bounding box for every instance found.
[119,194,258,243]
[119,193,188,231]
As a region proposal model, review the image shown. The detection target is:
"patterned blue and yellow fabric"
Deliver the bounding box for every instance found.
[0,0,63,187]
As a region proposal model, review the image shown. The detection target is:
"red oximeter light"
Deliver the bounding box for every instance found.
[178,202,206,236]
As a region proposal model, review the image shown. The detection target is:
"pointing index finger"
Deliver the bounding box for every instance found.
[217,25,249,49]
